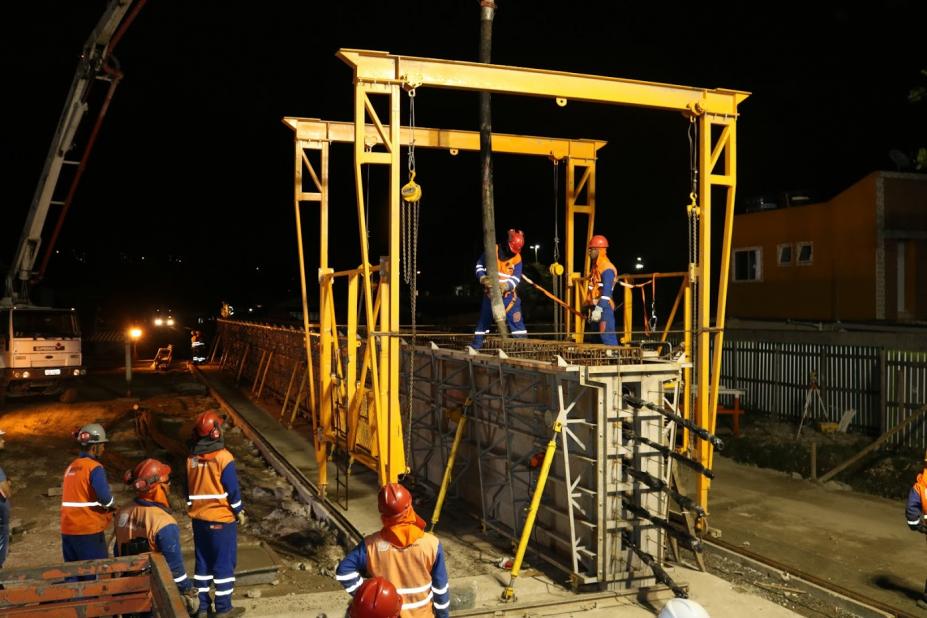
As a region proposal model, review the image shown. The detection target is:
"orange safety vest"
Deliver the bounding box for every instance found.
[915,471,927,517]
[365,530,440,618]
[115,502,177,554]
[585,253,617,308]
[60,457,113,535]
[487,246,521,312]
[186,449,235,523]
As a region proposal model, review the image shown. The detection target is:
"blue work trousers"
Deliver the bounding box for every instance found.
[193,518,237,614]
[62,532,108,581]
[0,500,9,568]
[471,295,527,349]
[594,302,619,345]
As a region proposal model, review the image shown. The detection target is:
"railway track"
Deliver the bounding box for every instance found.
[705,539,915,618]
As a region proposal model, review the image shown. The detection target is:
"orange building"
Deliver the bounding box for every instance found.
[729,172,927,322]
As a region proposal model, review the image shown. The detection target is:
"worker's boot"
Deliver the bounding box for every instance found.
[214,608,246,617]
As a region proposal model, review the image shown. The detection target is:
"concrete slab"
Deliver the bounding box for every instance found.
[708,455,924,613]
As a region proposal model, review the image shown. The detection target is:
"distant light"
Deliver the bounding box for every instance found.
[141,256,145,261]
[166,318,175,326]
[248,308,253,313]
[255,266,260,271]
[154,317,164,326]
[416,270,421,275]
[129,327,143,340]
[55,250,60,254]
[634,263,645,271]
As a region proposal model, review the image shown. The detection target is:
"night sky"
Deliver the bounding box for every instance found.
[3,1,925,330]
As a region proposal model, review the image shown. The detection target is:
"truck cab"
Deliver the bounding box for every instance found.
[0,302,85,398]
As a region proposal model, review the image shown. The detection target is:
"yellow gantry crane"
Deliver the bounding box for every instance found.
[290,49,748,513]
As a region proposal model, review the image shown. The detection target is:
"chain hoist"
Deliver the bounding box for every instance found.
[400,86,421,471]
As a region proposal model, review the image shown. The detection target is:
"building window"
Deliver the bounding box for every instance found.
[797,242,813,265]
[777,243,793,266]
[733,248,763,282]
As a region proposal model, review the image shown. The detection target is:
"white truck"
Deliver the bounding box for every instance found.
[2,0,142,403]
[0,302,84,401]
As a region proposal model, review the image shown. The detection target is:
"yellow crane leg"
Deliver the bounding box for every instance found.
[501,420,562,601]
[429,409,468,531]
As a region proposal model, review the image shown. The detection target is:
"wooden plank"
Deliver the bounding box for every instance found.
[0,556,148,584]
[149,552,190,617]
[818,403,927,484]
[0,575,149,604]
[0,592,151,617]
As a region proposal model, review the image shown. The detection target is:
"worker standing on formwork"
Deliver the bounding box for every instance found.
[60,423,116,567]
[191,330,207,365]
[0,429,10,568]
[905,449,927,609]
[116,458,198,613]
[585,234,619,345]
[336,483,450,618]
[471,229,528,350]
[186,411,246,618]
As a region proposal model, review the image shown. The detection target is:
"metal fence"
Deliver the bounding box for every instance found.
[884,350,927,449]
[719,340,882,434]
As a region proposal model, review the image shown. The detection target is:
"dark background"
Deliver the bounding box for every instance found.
[2,1,925,335]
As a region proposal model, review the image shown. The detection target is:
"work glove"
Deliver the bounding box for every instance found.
[589,306,603,322]
[499,284,509,294]
[182,586,199,614]
[479,276,490,287]
[236,510,248,527]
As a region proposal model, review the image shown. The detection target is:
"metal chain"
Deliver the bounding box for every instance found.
[401,88,420,471]
[552,158,560,263]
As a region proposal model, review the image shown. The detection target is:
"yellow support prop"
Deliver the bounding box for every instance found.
[501,418,562,601]
[430,409,468,531]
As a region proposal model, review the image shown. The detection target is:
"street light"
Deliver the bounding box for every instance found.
[126,327,142,397]
[530,244,541,262]
[634,256,645,271]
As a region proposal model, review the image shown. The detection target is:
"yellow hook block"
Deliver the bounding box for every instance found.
[401,170,422,203]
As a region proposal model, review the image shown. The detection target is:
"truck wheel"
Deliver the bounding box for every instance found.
[59,387,79,404]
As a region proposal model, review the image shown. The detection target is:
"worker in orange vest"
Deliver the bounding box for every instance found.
[60,423,115,566]
[471,229,528,349]
[336,483,450,618]
[348,576,403,618]
[186,411,246,618]
[115,458,198,611]
[0,429,10,568]
[905,450,927,609]
[585,234,619,345]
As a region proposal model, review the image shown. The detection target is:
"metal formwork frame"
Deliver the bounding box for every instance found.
[337,49,748,509]
[286,117,607,489]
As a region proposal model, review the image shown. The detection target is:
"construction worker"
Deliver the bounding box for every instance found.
[347,576,403,618]
[471,229,528,350]
[336,483,450,618]
[191,330,207,364]
[585,234,619,345]
[905,449,927,609]
[60,423,115,565]
[186,410,246,618]
[116,458,198,612]
[0,429,10,568]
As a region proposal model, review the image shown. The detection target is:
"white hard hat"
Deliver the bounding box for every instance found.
[76,423,108,445]
[658,598,710,618]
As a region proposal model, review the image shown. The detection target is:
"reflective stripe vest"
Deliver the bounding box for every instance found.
[60,457,112,535]
[115,502,176,555]
[365,530,440,618]
[187,449,235,523]
[585,253,617,308]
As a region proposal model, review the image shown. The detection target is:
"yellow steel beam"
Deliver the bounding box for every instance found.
[282,117,607,160]
[337,49,749,115]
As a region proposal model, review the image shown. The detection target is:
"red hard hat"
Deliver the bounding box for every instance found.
[507,229,525,254]
[349,577,402,618]
[124,458,171,493]
[194,410,223,440]
[377,483,412,518]
[588,234,609,248]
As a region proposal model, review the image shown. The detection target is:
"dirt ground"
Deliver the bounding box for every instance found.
[0,365,343,602]
[718,412,923,500]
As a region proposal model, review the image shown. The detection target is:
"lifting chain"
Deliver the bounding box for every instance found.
[400,87,421,472]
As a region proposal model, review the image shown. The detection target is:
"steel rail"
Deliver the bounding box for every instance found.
[706,539,911,618]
